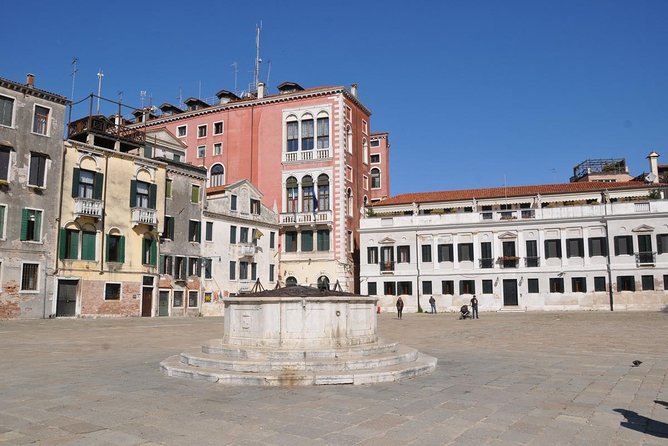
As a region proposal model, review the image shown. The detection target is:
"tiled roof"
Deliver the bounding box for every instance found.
[374,181,653,207]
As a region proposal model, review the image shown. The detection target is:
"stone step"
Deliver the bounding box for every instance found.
[497,306,526,313]
[160,352,437,386]
[180,344,419,373]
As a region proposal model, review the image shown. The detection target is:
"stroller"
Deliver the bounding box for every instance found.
[459,305,472,320]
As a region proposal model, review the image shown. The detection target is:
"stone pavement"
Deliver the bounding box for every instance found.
[0,311,667,445]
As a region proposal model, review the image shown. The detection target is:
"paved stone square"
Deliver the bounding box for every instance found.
[0,310,667,445]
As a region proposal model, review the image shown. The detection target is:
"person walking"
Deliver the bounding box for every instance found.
[429,295,436,314]
[470,295,479,319]
[396,296,404,319]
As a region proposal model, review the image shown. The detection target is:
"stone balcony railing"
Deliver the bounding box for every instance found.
[131,207,157,226]
[284,149,331,162]
[238,244,257,257]
[280,210,333,225]
[74,197,103,218]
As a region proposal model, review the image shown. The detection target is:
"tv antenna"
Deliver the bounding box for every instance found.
[253,21,262,92]
[96,69,104,114]
[70,57,79,101]
[265,59,272,89]
[140,90,147,108]
[231,62,238,94]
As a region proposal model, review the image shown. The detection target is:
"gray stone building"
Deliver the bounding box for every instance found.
[0,75,68,318]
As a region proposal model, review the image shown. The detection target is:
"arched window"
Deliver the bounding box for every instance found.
[302,175,314,212]
[317,275,330,291]
[210,164,225,187]
[362,138,368,164]
[301,114,314,151]
[316,113,329,150]
[286,116,298,152]
[371,168,381,189]
[286,276,298,287]
[346,188,353,217]
[317,174,329,211]
[346,125,353,154]
[286,177,298,213]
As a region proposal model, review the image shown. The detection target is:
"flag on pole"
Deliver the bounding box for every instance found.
[253,229,264,240]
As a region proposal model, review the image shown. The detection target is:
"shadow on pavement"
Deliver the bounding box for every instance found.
[614,408,668,439]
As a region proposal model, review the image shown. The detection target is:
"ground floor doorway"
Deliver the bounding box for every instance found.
[56,279,78,317]
[503,279,518,306]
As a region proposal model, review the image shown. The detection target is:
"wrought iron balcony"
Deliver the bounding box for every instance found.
[131,207,157,226]
[498,256,520,268]
[280,210,333,225]
[479,258,494,269]
[380,261,395,273]
[74,197,103,219]
[635,251,656,266]
[525,256,540,267]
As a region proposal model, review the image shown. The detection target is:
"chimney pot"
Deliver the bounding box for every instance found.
[257,82,265,99]
[351,83,358,98]
[26,73,35,87]
[647,151,660,183]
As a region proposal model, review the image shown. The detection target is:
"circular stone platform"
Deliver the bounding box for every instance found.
[161,286,436,385]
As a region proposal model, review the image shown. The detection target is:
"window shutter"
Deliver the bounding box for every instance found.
[658,235,663,255]
[197,258,202,276]
[129,180,136,207]
[20,208,28,240]
[69,231,79,259]
[166,255,173,275]
[71,168,80,198]
[180,257,187,278]
[149,183,157,209]
[196,222,201,243]
[105,234,110,261]
[59,228,67,259]
[34,211,42,241]
[81,231,95,260]
[119,236,125,263]
[94,172,104,199]
[150,239,157,266]
[169,216,175,240]
[159,255,165,274]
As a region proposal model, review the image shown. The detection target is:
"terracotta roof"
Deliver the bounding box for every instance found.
[374,181,653,207]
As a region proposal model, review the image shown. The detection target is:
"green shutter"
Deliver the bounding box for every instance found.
[69,230,79,259]
[159,255,165,274]
[166,255,173,275]
[34,211,41,241]
[144,143,152,158]
[105,234,110,261]
[149,184,157,209]
[129,180,136,207]
[94,172,104,200]
[20,208,28,241]
[169,216,175,240]
[72,168,80,198]
[59,228,67,259]
[0,206,4,239]
[196,222,201,243]
[191,185,199,203]
[81,231,96,260]
[150,239,157,266]
[119,236,125,263]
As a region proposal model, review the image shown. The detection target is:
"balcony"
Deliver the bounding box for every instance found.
[380,261,395,274]
[498,256,520,268]
[280,210,333,225]
[479,258,494,269]
[74,197,103,219]
[635,251,656,266]
[525,256,540,267]
[284,149,331,162]
[131,207,157,226]
[238,244,257,257]
[238,280,253,292]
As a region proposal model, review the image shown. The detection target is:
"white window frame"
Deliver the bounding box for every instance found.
[213,121,224,135]
[345,105,352,121]
[23,208,43,243]
[197,124,207,139]
[104,282,123,300]
[0,94,16,128]
[176,125,187,138]
[213,142,223,156]
[197,145,206,158]
[188,290,199,308]
[31,104,51,137]
[370,153,381,164]
[28,153,49,188]
[20,262,40,293]
[363,175,369,191]
[0,203,6,239]
[370,167,382,190]
[362,119,368,135]
[346,165,353,182]
[0,146,12,182]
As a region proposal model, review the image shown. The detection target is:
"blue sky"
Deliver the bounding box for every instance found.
[3,0,668,194]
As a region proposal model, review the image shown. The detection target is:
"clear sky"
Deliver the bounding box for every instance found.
[3,0,668,194]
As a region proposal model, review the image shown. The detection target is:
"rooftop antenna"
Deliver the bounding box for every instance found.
[253,21,262,92]
[96,69,104,114]
[266,59,272,89]
[177,87,182,106]
[231,62,238,95]
[198,80,202,99]
[70,57,79,101]
[140,90,147,108]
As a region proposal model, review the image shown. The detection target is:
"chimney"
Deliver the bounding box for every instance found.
[647,151,660,183]
[351,83,358,98]
[26,73,35,88]
[257,82,265,99]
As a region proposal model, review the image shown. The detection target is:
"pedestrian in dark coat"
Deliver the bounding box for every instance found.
[396,296,404,319]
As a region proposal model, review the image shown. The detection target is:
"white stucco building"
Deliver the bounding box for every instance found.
[360,179,668,313]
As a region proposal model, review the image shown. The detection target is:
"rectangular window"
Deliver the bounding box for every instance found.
[197,146,206,158]
[286,121,298,152]
[545,239,562,259]
[0,95,14,127]
[76,169,96,198]
[317,230,330,251]
[165,179,173,199]
[231,194,237,210]
[269,264,275,282]
[664,275,668,290]
[614,236,633,256]
[213,121,224,135]
[528,278,539,293]
[657,234,668,254]
[239,261,248,280]
[28,153,47,187]
[251,199,261,215]
[0,205,5,239]
[480,242,493,268]
[458,243,474,262]
[422,281,432,294]
[230,225,237,244]
[421,244,432,263]
[317,117,329,149]
[270,231,275,249]
[21,209,42,242]
[442,280,454,295]
[205,222,213,241]
[368,247,379,264]
[566,238,584,258]
[301,231,313,252]
[384,282,396,296]
[107,234,124,263]
[301,119,314,150]
[104,283,121,300]
[571,277,586,293]
[459,280,475,295]
[188,220,201,243]
[32,105,49,135]
[642,275,654,291]
[594,276,606,292]
[240,227,249,243]
[285,231,297,252]
[191,185,200,203]
[188,257,200,276]
[617,276,635,291]
[197,125,207,138]
[177,125,187,137]
[368,282,377,296]
[21,263,39,291]
[482,279,493,294]
[397,245,410,263]
[437,244,453,262]
[229,261,236,280]
[549,278,564,293]
[588,237,608,257]
[188,291,198,308]
[81,231,96,261]
[132,180,154,208]
[526,240,539,267]
[398,281,412,295]
[0,146,10,181]
[173,256,186,279]
[251,263,257,281]
[370,140,380,148]
[142,238,157,266]
[173,291,184,307]
[370,154,380,163]
[61,228,79,259]
[213,142,223,156]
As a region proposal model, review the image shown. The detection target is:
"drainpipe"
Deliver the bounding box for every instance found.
[602,192,614,311]
[415,232,422,313]
[100,152,109,274]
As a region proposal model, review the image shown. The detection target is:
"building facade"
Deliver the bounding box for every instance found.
[0,75,68,318]
[135,82,390,293]
[360,180,668,313]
